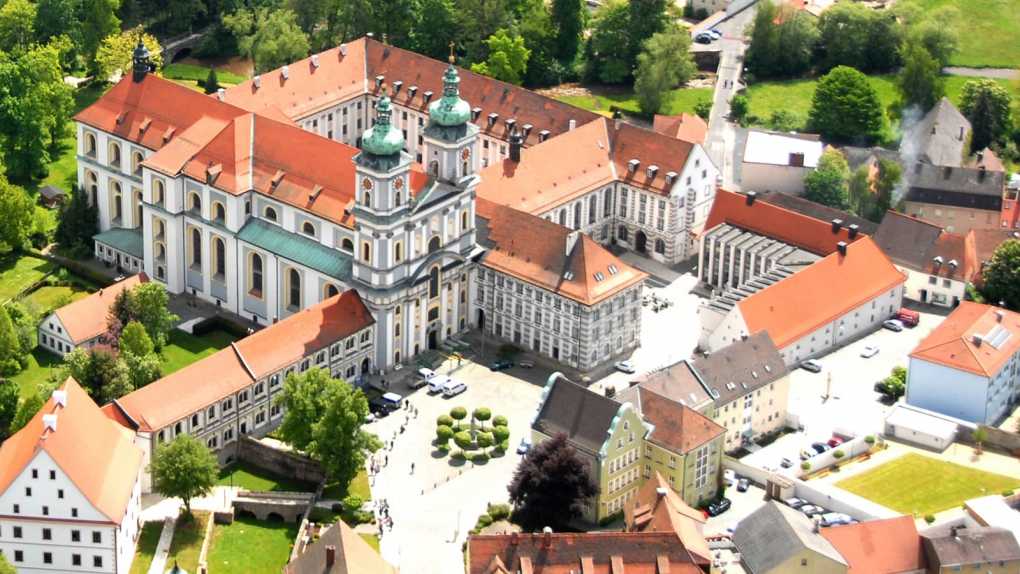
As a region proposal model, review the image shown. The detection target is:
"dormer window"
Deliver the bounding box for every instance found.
[608,264,618,275]
[302,221,316,237]
[264,206,278,222]
[593,272,605,281]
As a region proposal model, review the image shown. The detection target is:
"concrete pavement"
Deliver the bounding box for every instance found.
[146,516,177,574]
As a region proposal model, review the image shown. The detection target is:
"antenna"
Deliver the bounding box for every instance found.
[448,41,456,64]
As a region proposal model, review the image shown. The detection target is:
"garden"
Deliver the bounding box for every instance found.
[205,515,300,574]
[434,406,511,464]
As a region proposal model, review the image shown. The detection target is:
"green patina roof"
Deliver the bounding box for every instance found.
[428,64,471,127]
[237,218,351,280]
[94,227,144,259]
[361,91,405,157]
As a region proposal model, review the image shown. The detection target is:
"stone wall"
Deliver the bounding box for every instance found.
[235,435,326,485]
[958,425,1020,456]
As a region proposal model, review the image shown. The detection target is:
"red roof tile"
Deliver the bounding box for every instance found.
[53,274,148,344]
[910,302,1020,377]
[821,516,926,574]
[633,388,724,454]
[625,472,710,565]
[653,113,709,144]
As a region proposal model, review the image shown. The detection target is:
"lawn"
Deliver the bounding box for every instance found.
[557,86,713,117]
[322,469,371,501]
[163,63,246,86]
[10,348,64,398]
[913,0,1020,68]
[21,284,93,315]
[166,512,209,572]
[160,328,238,374]
[206,516,298,574]
[129,521,164,574]
[836,453,1020,516]
[359,533,380,552]
[0,256,56,303]
[217,461,315,492]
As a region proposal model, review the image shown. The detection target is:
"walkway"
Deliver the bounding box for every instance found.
[146,516,177,574]
[943,67,1019,80]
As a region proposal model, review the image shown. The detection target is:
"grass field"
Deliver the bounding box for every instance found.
[557,86,713,117]
[129,522,164,574]
[163,63,246,86]
[0,256,56,302]
[217,462,315,492]
[359,533,380,552]
[166,512,209,572]
[160,329,238,374]
[21,284,93,315]
[322,469,371,501]
[206,516,298,574]
[913,0,1020,68]
[10,349,63,398]
[836,453,1020,515]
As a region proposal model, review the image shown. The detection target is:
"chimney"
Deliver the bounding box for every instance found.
[43,414,58,433]
[665,171,678,186]
[977,151,984,162]
[959,126,965,141]
[281,65,289,80]
[509,130,524,162]
[949,259,958,270]
[565,230,580,256]
[972,333,983,347]
[646,165,659,179]
[408,85,418,98]
[836,241,848,256]
[543,526,553,548]
[310,54,319,68]
[510,532,520,546]
[216,88,225,101]
[339,43,348,56]
[487,112,499,127]
[944,166,953,180]
[569,119,576,131]
[522,123,533,138]
[613,109,622,130]
[253,74,261,89]
[848,224,859,239]
[628,159,640,173]
[745,190,757,205]
[655,487,668,498]
[933,255,943,269]
[375,74,384,88]
[996,310,1005,323]
[831,218,843,233]
[505,118,517,132]
[471,107,482,121]
[538,129,551,142]
[392,80,402,94]
[423,90,434,103]
[325,545,335,567]
[979,165,987,182]
[51,390,67,408]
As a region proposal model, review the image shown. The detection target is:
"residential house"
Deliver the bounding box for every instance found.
[653,113,708,145]
[900,98,970,169]
[38,185,66,208]
[733,501,848,574]
[906,302,1020,425]
[37,274,148,356]
[922,526,1020,574]
[283,520,396,574]
[739,130,824,195]
[963,495,1020,535]
[819,515,926,574]
[0,378,144,574]
[624,360,714,413]
[624,471,711,569]
[904,163,1005,234]
[873,211,971,308]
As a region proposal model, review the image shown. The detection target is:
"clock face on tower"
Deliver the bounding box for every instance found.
[394,177,404,190]
[461,148,470,160]
[361,177,373,190]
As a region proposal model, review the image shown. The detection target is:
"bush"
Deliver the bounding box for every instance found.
[730,94,749,125]
[437,414,454,427]
[1003,490,1014,497]
[473,452,490,463]
[864,435,876,444]
[801,461,811,471]
[492,415,508,427]
[473,407,492,425]
[342,494,364,511]
[331,502,343,513]
[833,449,845,459]
[598,510,624,526]
[499,439,510,452]
[476,513,494,528]
[924,514,936,524]
[450,406,468,421]
[493,426,511,443]
[488,503,511,521]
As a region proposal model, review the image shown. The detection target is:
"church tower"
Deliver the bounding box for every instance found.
[423,54,480,183]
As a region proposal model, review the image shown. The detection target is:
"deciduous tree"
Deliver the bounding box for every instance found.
[95,29,163,82]
[508,432,599,531]
[804,148,850,210]
[411,0,459,61]
[959,79,1013,153]
[627,0,668,66]
[0,547,14,574]
[898,40,945,111]
[816,2,900,72]
[126,283,178,350]
[745,0,817,79]
[634,27,695,115]
[223,7,310,74]
[0,175,35,251]
[471,30,530,85]
[150,434,218,516]
[80,0,121,73]
[0,307,22,376]
[0,0,37,53]
[980,239,1020,311]
[808,66,884,144]
[0,379,18,439]
[550,0,584,62]
[585,0,630,84]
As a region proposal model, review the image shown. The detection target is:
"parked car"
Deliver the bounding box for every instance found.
[827,436,844,448]
[780,457,794,469]
[820,512,853,527]
[800,504,825,517]
[369,397,398,417]
[694,32,714,44]
[737,478,750,492]
[409,368,436,389]
[707,498,732,517]
[860,345,879,358]
[800,449,815,461]
[883,319,904,332]
[614,360,636,374]
[519,360,534,368]
[442,380,468,397]
[810,442,830,454]
[428,375,452,394]
[516,437,532,455]
[723,469,736,486]
[708,28,722,39]
[490,359,513,371]
[800,359,822,373]
[784,497,807,509]
[896,308,920,327]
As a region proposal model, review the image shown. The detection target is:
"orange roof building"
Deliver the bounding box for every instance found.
[653,113,708,145]
[37,273,148,356]
[0,377,144,571]
[820,515,926,574]
[906,302,1020,424]
[624,472,711,566]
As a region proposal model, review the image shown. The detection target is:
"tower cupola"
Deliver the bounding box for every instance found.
[428,49,471,127]
[361,87,405,157]
[132,37,152,82]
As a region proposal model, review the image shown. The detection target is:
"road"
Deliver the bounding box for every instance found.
[943,66,1019,80]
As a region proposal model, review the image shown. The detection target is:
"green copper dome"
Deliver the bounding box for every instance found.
[361,90,404,156]
[428,63,471,127]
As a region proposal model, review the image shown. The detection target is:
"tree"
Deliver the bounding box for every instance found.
[979,239,1020,311]
[508,432,599,531]
[126,283,178,350]
[0,550,13,574]
[804,148,850,210]
[0,379,18,439]
[224,7,310,74]
[745,0,818,79]
[694,100,712,121]
[808,66,884,144]
[309,375,378,490]
[585,0,630,84]
[471,30,530,85]
[120,321,160,388]
[550,0,584,62]
[634,28,695,114]
[119,321,153,357]
[10,391,44,433]
[55,187,99,257]
[848,164,871,218]
[0,0,37,53]
[816,2,900,72]
[150,434,218,516]
[903,5,958,68]
[410,0,459,61]
[80,0,121,73]
[454,430,473,454]
[35,0,83,67]
[450,406,468,425]
[876,365,907,399]
[454,0,511,63]
[516,0,561,87]
[203,67,220,95]
[873,158,901,217]
[165,0,208,35]
[0,307,22,376]
[898,41,945,111]
[959,79,1013,153]
[94,29,163,82]
[627,0,668,66]
[477,431,495,454]
[972,426,988,454]
[275,368,331,451]
[436,424,454,445]
[473,407,492,431]
[492,424,510,444]
[0,176,35,251]
[729,94,749,124]
[0,44,74,182]
[96,352,133,403]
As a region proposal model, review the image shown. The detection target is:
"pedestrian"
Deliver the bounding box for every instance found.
[411,462,415,474]
[384,454,389,466]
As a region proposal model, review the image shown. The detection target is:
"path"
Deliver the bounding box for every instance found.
[146,516,177,574]
[943,67,1019,80]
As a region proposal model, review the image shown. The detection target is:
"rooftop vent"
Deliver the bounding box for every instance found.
[972,333,983,347]
[423,90,433,103]
[43,414,57,433]
[996,310,1005,323]
[646,165,659,179]
[471,107,482,121]
[655,487,668,497]
[139,117,152,133]
[487,112,499,127]
[310,54,319,68]
[281,65,289,80]
[789,152,805,167]
[325,545,336,567]
[253,74,261,89]
[933,255,944,268]
[375,74,384,87]
[569,119,577,131]
[836,241,848,256]
[51,390,67,407]
[745,191,757,206]
[594,272,605,281]
[408,85,418,98]
[216,88,225,101]
[392,80,402,93]
[848,224,859,239]
[831,219,843,233]
[665,171,678,185]
[339,43,347,56]
[764,364,771,373]
[608,264,618,275]
[628,159,640,173]
[949,259,958,269]
[538,129,551,142]
[522,123,533,137]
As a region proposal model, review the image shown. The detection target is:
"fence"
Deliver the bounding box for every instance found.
[236,436,326,485]
[958,425,1020,455]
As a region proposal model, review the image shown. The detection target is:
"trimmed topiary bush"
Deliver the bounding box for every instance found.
[477,513,494,528]
[450,406,468,421]
[801,461,811,471]
[833,449,845,459]
[454,431,473,452]
[924,514,936,524]
[436,424,454,444]
[437,414,454,427]
[488,503,511,521]
[492,415,508,427]
[499,439,510,452]
[473,452,490,463]
[473,407,492,426]
[493,425,510,443]
[864,435,876,444]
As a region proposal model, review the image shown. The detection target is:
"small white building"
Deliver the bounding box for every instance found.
[740,130,824,195]
[37,274,147,356]
[883,403,960,452]
[906,302,1020,425]
[0,378,144,574]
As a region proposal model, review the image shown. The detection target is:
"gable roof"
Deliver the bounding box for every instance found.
[532,378,621,455]
[909,301,1020,377]
[906,163,1004,211]
[742,129,823,168]
[692,332,788,405]
[0,378,143,524]
[757,190,878,236]
[902,97,970,168]
[703,189,862,256]
[52,273,148,344]
[284,519,396,574]
[627,387,724,454]
[923,526,1020,567]
[653,113,708,144]
[621,361,712,409]
[734,501,847,574]
[625,472,709,565]
[873,210,945,270]
[113,290,374,432]
[738,236,906,348]
[476,198,645,306]
[820,516,925,574]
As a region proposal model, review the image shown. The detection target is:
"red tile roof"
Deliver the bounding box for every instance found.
[0,378,143,524]
[704,189,864,255]
[653,113,708,144]
[910,302,1020,377]
[738,236,906,348]
[113,291,374,432]
[632,388,724,454]
[468,531,704,574]
[477,198,646,306]
[53,274,148,344]
[625,472,710,565]
[820,516,926,574]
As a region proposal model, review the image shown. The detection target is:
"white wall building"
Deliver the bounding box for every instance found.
[740,130,823,196]
[37,274,147,356]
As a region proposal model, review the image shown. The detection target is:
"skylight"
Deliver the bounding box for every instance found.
[608,264,618,275]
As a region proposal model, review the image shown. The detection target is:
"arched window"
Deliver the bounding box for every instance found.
[155,241,166,260]
[603,188,613,216]
[190,228,202,267]
[155,218,165,238]
[288,268,301,308]
[428,266,440,299]
[558,210,567,226]
[133,190,143,227]
[461,211,469,231]
[394,241,404,262]
[131,151,144,176]
[362,242,371,263]
[428,236,440,254]
[213,201,226,223]
[244,200,251,215]
[111,183,123,222]
[213,237,225,277]
[462,161,469,175]
[618,226,628,241]
[153,179,165,205]
[250,253,264,296]
[264,206,277,221]
[363,191,371,207]
[85,170,98,205]
[589,195,598,224]
[302,221,315,237]
[429,161,439,176]
[573,203,581,229]
[84,133,96,157]
[341,238,354,252]
[109,141,121,167]
[324,283,339,298]
[395,192,402,207]
[655,239,665,254]
[395,322,401,337]
[188,192,201,213]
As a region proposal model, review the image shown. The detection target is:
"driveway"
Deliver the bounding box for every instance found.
[705,481,768,536]
[367,357,543,574]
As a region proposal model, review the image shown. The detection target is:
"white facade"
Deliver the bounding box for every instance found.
[0,451,142,574]
[739,131,823,196]
[36,315,78,356]
[906,352,1020,425]
[900,266,966,308]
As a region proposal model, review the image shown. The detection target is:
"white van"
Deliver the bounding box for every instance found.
[428,375,451,394]
[381,392,403,409]
[442,380,467,397]
[411,368,436,389]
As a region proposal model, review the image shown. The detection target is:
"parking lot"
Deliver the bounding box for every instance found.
[366,357,543,574]
[704,479,768,536]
